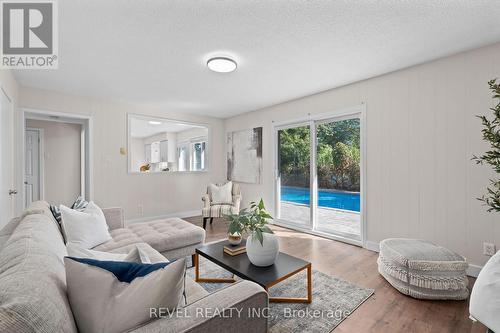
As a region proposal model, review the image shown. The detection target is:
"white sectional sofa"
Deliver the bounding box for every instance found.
[0,201,268,333]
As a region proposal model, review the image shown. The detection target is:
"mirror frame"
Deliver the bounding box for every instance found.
[127,113,211,174]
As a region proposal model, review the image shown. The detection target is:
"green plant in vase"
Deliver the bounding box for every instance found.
[226,199,274,244]
[225,199,279,267]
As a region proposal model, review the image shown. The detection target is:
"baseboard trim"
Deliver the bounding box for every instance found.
[272,221,362,247]
[364,240,380,252]
[126,210,200,224]
[363,240,482,277]
[466,264,482,278]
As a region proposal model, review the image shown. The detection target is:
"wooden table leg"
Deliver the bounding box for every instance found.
[194,253,200,281]
[194,253,236,283]
[307,262,312,303]
[268,263,312,304]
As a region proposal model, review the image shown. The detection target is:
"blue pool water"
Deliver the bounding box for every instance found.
[281,186,360,212]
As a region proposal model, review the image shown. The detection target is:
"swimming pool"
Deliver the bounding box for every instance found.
[281,186,360,212]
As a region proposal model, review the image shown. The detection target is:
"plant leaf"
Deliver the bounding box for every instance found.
[258,199,265,210]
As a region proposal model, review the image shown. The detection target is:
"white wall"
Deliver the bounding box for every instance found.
[18,87,226,220]
[225,42,500,268]
[143,132,170,145]
[26,119,82,206]
[177,127,208,142]
[0,70,18,107]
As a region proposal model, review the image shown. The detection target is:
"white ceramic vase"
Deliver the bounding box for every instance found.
[246,232,279,267]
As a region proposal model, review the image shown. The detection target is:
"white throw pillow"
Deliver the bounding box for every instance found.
[65,256,186,333]
[60,201,112,249]
[209,181,233,205]
[66,243,155,263]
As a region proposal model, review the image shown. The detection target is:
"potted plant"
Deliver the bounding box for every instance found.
[225,199,279,267]
[472,79,500,212]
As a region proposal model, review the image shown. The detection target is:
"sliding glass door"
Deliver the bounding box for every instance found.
[277,124,311,226]
[315,117,361,240]
[275,110,363,243]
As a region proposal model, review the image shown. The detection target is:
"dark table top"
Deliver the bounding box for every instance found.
[196,239,310,288]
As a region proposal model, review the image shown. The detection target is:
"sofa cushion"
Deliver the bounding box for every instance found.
[202,204,239,218]
[0,203,56,251]
[0,213,77,333]
[67,243,154,263]
[27,200,59,222]
[0,216,22,251]
[93,218,205,254]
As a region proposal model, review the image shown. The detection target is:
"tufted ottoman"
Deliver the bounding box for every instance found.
[93,217,205,261]
[377,238,469,300]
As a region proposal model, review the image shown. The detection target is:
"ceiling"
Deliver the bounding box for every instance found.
[130,116,206,138]
[13,1,500,118]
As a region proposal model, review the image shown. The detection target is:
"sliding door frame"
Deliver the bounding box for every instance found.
[274,120,313,228]
[273,104,367,247]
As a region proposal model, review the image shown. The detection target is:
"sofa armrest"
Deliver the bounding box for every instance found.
[202,194,211,209]
[101,207,124,230]
[132,280,268,333]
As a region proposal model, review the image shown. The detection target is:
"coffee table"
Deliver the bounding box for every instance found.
[194,239,312,303]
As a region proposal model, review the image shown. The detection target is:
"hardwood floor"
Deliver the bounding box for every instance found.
[183,216,487,333]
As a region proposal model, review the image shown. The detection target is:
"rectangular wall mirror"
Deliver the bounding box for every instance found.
[128,114,209,173]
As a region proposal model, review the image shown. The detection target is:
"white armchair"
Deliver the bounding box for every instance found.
[201,182,241,229]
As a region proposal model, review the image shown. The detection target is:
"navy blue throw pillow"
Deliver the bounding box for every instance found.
[65,257,173,283]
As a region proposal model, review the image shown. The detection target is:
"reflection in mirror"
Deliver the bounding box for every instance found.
[128,115,209,173]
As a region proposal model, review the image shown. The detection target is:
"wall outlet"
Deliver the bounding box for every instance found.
[137,204,144,216]
[483,242,496,256]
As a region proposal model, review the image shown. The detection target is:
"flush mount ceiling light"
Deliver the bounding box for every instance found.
[148,120,162,125]
[207,57,237,73]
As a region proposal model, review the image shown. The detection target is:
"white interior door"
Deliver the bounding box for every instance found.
[0,88,15,227]
[25,129,40,207]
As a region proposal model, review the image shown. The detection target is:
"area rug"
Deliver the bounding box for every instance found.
[186,257,374,332]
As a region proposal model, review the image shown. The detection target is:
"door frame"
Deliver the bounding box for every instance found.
[25,127,45,202]
[272,103,367,247]
[19,108,94,209]
[0,85,15,222]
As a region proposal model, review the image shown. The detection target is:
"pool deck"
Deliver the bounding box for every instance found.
[280,201,360,237]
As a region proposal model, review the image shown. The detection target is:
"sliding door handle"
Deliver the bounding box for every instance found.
[8,189,17,195]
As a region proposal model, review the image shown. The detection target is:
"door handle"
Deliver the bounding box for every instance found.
[8,189,17,195]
